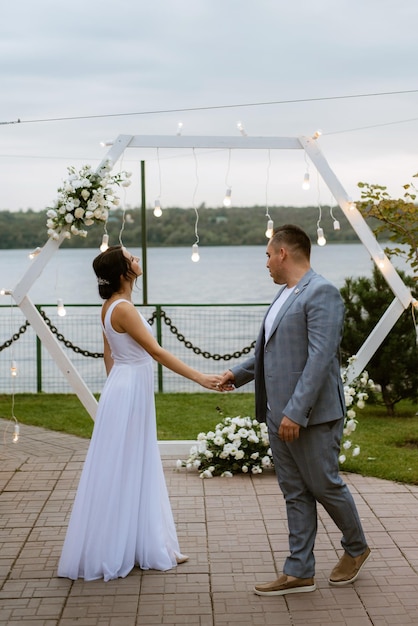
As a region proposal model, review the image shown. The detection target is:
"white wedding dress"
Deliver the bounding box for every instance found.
[58,299,184,581]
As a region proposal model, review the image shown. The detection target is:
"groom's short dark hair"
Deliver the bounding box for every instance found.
[270,224,311,260]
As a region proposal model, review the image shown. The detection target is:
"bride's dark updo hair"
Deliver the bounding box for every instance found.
[92,245,136,300]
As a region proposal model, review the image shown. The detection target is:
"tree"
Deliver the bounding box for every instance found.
[357,177,418,281]
[0,204,360,249]
[340,266,418,416]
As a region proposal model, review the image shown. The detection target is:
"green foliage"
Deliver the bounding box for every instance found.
[340,266,418,415]
[0,393,95,438]
[156,392,256,439]
[0,205,359,249]
[357,178,418,280]
[340,404,418,484]
[0,210,46,248]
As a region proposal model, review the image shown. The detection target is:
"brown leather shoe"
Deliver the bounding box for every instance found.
[254,574,316,596]
[329,546,371,585]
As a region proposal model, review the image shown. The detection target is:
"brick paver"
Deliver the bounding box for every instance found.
[1,418,417,625]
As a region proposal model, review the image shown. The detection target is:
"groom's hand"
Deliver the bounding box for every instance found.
[279,416,300,442]
[218,369,236,392]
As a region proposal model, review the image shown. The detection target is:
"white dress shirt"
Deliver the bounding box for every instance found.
[264,286,294,342]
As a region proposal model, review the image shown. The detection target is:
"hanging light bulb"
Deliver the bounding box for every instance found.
[312,129,322,140]
[223,188,232,207]
[329,203,341,231]
[265,219,274,239]
[100,233,109,252]
[317,227,327,246]
[302,172,310,190]
[153,199,162,218]
[176,122,183,136]
[237,121,247,136]
[191,243,200,263]
[13,423,20,443]
[57,298,66,317]
[377,250,385,269]
[10,361,18,377]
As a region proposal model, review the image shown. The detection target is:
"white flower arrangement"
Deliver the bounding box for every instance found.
[46,162,132,239]
[177,414,274,478]
[339,357,376,464]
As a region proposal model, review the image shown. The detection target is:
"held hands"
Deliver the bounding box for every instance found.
[198,370,236,392]
[199,374,224,391]
[217,370,236,392]
[278,415,300,442]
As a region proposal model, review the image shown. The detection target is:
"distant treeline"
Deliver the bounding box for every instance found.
[0,205,363,249]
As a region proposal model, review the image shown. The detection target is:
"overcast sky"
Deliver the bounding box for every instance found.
[1,0,417,218]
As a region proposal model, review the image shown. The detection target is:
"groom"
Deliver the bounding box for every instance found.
[220,224,370,596]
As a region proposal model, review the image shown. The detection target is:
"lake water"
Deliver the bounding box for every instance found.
[0,243,412,305]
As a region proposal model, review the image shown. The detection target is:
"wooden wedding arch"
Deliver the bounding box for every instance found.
[5,133,416,420]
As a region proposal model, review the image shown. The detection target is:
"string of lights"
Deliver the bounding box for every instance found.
[153,148,163,218]
[264,150,274,239]
[6,294,20,443]
[222,149,232,207]
[191,149,201,262]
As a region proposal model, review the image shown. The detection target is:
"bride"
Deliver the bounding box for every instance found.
[58,245,222,581]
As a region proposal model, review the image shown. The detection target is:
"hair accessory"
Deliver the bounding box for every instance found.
[97,277,110,286]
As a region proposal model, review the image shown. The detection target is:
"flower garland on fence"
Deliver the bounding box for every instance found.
[177,360,376,478]
[46,162,132,239]
[340,358,376,464]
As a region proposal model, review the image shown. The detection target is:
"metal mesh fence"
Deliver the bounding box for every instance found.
[0,303,267,394]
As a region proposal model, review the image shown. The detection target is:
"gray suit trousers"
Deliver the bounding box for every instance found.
[268,415,367,578]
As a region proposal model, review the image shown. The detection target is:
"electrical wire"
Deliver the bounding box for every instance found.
[1,88,418,126]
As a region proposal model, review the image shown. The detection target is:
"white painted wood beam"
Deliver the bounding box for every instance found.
[300,135,412,308]
[102,134,302,151]
[96,134,134,174]
[343,297,407,384]
[12,232,67,306]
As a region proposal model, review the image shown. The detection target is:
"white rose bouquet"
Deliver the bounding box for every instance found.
[46,161,132,239]
[177,414,274,478]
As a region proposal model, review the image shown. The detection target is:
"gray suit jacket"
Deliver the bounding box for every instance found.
[231,269,346,429]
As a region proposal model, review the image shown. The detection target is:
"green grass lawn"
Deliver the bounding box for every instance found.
[339,403,418,484]
[1,393,417,485]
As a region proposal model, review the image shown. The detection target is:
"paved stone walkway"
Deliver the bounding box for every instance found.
[1,418,418,625]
